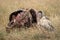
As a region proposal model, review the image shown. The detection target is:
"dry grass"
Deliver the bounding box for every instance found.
[0,0,60,40]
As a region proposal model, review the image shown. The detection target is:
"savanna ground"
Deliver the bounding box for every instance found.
[0,0,60,40]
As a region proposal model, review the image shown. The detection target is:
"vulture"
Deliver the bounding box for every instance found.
[37,11,55,32]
